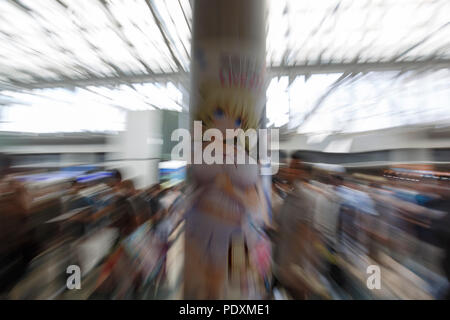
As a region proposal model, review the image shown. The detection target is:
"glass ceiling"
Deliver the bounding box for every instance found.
[266,68,450,134]
[1,0,448,87]
[267,0,450,66]
[0,0,449,133]
[0,0,192,85]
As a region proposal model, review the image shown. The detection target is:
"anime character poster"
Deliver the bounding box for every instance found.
[184,41,272,299]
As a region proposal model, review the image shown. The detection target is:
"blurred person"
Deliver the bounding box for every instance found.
[105,169,123,194]
[149,187,172,224]
[110,196,139,240]
[310,172,343,249]
[103,178,139,239]
[271,157,323,299]
[0,154,11,177]
[111,169,123,186]
[365,182,401,260]
[335,178,377,252]
[308,173,346,285]
[271,177,287,222]
[427,178,450,299]
[120,179,137,197]
[0,154,34,294]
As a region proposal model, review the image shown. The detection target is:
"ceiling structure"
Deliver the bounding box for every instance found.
[267,0,450,68]
[1,0,449,89]
[0,0,449,133]
[0,0,191,90]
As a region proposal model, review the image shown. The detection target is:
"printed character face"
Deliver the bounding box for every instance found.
[196,86,260,152]
[212,107,244,134]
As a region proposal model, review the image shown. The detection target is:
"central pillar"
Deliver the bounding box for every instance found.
[184,0,270,299]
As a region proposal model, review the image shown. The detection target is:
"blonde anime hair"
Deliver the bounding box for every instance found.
[194,83,262,131]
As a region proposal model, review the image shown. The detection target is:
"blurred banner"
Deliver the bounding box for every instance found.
[184,0,271,299]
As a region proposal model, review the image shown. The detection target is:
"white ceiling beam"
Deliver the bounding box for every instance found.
[2,59,449,91]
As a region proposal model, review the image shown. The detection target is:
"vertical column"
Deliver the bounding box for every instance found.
[108,110,163,189]
[185,0,270,299]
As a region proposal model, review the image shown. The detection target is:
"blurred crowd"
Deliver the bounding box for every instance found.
[0,154,185,299]
[1,150,450,300]
[270,156,450,299]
